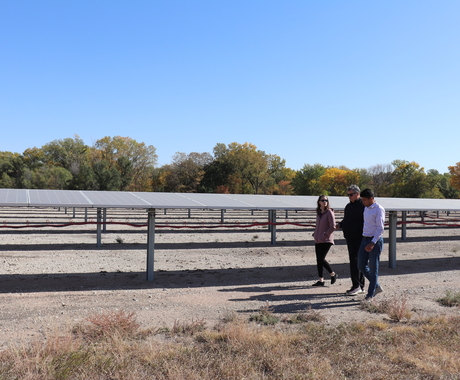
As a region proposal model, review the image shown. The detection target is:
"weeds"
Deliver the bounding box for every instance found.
[171,318,206,335]
[360,293,412,321]
[1,311,459,379]
[437,290,460,307]
[249,302,280,325]
[73,309,142,341]
[282,306,325,324]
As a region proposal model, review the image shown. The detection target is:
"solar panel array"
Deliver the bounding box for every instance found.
[0,189,459,211]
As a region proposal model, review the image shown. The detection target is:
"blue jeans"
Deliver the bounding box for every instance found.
[358,237,383,298]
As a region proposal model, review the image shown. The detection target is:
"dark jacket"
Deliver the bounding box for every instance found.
[338,198,365,240]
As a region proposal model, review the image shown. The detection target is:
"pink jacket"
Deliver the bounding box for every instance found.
[313,209,335,244]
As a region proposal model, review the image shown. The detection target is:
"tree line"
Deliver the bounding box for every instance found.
[1,135,459,198]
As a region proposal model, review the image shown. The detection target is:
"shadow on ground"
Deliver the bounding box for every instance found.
[1,256,458,294]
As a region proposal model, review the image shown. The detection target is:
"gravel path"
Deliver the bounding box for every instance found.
[1,207,459,348]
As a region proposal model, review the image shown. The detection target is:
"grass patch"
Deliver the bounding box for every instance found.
[360,293,413,321]
[282,306,325,324]
[437,290,460,307]
[249,302,280,325]
[1,310,459,379]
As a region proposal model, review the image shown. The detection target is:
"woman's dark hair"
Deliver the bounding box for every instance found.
[316,194,331,214]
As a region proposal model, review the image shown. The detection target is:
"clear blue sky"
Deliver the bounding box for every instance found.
[1,1,459,173]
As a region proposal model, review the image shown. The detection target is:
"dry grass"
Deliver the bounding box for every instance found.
[437,290,460,307]
[360,293,413,322]
[1,309,459,379]
[72,309,143,341]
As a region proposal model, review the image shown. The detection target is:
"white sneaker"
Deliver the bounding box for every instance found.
[346,287,363,296]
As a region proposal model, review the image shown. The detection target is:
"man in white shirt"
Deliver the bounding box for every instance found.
[357,188,385,301]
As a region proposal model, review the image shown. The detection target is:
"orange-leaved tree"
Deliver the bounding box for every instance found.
[448,162,460,192]
[319,168,360,195]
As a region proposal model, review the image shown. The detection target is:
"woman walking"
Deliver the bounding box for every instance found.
[312,195,337,286]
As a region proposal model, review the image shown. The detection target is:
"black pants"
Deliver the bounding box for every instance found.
[315,243,333,278]
[346,237,365,289]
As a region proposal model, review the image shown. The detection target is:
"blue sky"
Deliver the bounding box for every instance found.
[1,1,459,173]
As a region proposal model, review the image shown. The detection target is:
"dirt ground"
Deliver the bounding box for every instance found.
[1,206,459,349]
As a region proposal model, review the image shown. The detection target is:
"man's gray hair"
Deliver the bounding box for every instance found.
[348,184,361,194]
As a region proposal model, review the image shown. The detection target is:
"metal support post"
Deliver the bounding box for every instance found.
[401,211,407,241]
[96,208,102,247]
[221,209,225,224]
[268,210,271,232]
[388,211,397,268]
[103,208,107,232]
[269,210,277,245]
[146,208,156,281]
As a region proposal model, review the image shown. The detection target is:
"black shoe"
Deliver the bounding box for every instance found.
[312,281,325,287]
[331,274,337,285]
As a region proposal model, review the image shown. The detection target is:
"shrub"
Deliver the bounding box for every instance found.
[73,309,141,341]
[437,290,460,307]
[249,302,280,325]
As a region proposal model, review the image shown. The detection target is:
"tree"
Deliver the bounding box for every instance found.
[0,151,26,188]
[36,135,93,190]
[448,162,460,193]
[93,136,157,191]
[390,160,429,198]
[223,142,268,194]
[162,152,213,192]
[92,160,121,191]
[29,166,72,190]
[366,164,394,196]
[22,147,46,171]
[291,164,327,195]
[41,135,89,170]
[117,157,134,191]
[319,168,360,196]
[439,173,460,199]
[199,159,234,193]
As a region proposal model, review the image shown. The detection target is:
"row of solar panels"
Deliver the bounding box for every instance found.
[1,189,459,212]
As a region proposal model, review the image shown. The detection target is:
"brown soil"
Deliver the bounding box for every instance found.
[1,207,459,349]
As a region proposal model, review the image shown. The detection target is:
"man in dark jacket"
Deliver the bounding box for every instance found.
[336,185,365,295]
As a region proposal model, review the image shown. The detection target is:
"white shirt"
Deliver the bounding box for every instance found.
[362,202,385,244]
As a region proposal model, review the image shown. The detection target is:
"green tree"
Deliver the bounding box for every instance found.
[221,142,267,194]
[390,160,429,198]
[93,136,157,191]
[36,135,93,190]
[291,164,327,195]
[162,152,213,192]
[0,151,25,188]
[199,159,234,193]
[29,166,72,190]
[92,160,121,191]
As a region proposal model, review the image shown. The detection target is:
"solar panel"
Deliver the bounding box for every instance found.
[82,191,151,208]
[28,189,92,207]
[0,189,29,206]
[0,189,458,212]
[133,192,208,208]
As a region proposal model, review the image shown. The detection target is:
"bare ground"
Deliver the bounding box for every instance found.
[1,207,459,349]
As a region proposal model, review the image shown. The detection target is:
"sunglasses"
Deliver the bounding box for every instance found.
[347,193,356,197]
[319,199,328,202]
